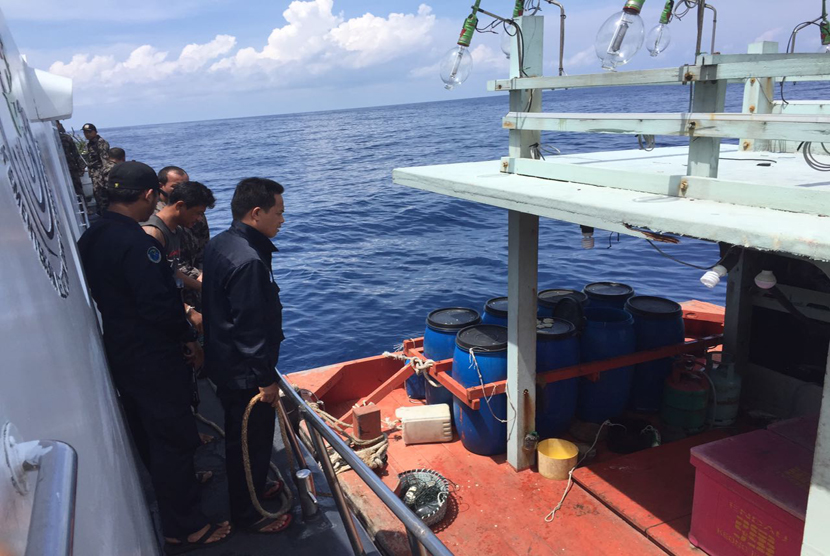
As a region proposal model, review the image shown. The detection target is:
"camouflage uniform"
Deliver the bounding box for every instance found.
[59,131,85,195]
[86,135,112,211]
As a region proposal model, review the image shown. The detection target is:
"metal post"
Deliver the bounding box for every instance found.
[304,410,366,556]
[740,41,778,152]
[705,3,717,54]
[276,397,307,470]
[407,529,430,556]
[24,441,78,556]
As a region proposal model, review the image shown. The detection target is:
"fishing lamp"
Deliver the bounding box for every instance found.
[700,265,727,288]
[754,270,777,290]
[820,16,830,53]
[595,0,646,70]
[646,0,674,56]
[440,2,480,90]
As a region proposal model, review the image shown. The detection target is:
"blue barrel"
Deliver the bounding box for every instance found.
[481,296,508,326]
[452,325,508,455]
[421,307,481,407]
[536,319,580,439]
[577,308,636,423]
[537,289,587,318]
[625,296,685,412]
[583,282,635,310]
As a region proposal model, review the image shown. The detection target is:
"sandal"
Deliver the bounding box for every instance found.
[195,470,213,484]
[164,523,232,555]
[246,513,293,535]
[262,479,283,500]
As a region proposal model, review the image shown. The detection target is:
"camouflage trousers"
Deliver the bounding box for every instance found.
[89,167,108,213]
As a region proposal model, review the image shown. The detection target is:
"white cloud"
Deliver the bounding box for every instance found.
[564,47,596,71]
[49,35,237,86]
[754,28,784,43]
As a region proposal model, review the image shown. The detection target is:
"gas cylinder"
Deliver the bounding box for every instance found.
[707,353,742,426]
[660,356,709,433]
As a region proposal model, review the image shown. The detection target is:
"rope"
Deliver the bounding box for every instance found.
[241,394,295,519]
[544,420,626,523]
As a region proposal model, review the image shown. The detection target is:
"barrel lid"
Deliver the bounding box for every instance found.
[625,295,682,318]
[427,307,481,332]
[584,281,635,300]
[456,324,508,352]
[536,318,577,340]
[538,288,587,308]
[484,296,508,318]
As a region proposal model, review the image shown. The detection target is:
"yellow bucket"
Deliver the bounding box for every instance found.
[537,438,579,480]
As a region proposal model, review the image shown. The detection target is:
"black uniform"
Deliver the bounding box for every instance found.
[78,167,206,539]
[202,220,284,527]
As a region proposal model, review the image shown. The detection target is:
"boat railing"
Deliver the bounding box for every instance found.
[23,440,79,556]
[277,373,453,556]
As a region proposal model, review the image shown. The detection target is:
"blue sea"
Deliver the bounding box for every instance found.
[103,81,829,373]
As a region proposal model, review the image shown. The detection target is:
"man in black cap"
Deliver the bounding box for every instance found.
[78,161,231,551]
[57,122,85,196]
[81,123,113,213]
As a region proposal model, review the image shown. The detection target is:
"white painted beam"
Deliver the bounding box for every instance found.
[741,42,778,152]
[502,112,830,143]
[501,156,830,217]
[505,15,542,472]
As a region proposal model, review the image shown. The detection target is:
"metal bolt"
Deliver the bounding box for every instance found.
[749,105,756,113]
[679,179,689,195]
[743,141,751,151]
[750,78,756,85]
[501,161,509,171]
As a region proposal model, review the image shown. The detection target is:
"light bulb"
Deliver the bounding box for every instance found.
[700,265,727,289]
[500,30,513,59]
[646,23,671,57]
[754,270,777,290]
[595,2,645,71]
[440,45,473,90]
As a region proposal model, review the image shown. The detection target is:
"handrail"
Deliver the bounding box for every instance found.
[277,374,453,556]
[24,440,78,556]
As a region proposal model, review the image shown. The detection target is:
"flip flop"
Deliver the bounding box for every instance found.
[195,470,213,484]
[246,513,293,535]
[262,479,283,500]
[164,523,232,555]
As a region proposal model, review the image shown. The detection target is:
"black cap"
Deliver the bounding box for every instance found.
[107,161,159,191]
[583,281,635,301]
[426,308,481,332]
[82,123,97,131]
[625,296,682,319]
[456,324,508,352]
[484,296,508,319]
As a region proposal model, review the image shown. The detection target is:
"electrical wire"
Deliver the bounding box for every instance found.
[798,142,830,171]
[781,16,823,104]
[645,241,739,271]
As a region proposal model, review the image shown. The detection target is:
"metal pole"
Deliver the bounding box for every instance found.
[695,0,705,55]
[24,441,78,556]
[545,0,567,75]
[705,3,717,54]
[407,530,430,556]
[304,410,366,556]
[276,397,307,470]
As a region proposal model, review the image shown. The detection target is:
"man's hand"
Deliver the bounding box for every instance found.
[184,341,204,370]
[197,272,203,283]
[259,383,280,406]
[188,309,204,334]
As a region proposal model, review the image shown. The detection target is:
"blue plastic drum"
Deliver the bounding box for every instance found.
[625,296,685,412]
[583,282,635,310]
[452,325,508,455]
[421,307,481,406]
[536,319,580,439]
[481,297,508,327]
[577,307,636,423]
[537,289,587,318]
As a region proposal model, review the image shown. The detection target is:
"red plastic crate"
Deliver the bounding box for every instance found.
[689,430,813,556]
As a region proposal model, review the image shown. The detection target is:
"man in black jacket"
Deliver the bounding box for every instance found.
[202,177,290,534]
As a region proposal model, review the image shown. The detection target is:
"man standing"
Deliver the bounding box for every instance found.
[82,123,112,212]
[157,166,189,212]
[108,147,126,165]
[202,177,290,534]
[78,161,231,550]
[142,181,216,331]
[57,122,85,196]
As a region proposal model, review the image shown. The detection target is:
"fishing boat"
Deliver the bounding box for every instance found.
[3,1,830,555]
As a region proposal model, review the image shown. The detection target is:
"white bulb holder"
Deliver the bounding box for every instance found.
[700,265,728,289]
[582,233,595,250]
[754,270,777,290]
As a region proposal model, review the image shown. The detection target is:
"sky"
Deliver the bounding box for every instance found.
[3,0,824,128]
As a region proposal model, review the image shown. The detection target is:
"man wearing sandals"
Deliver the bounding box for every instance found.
[202,177,292,534]
[78,162,232,553]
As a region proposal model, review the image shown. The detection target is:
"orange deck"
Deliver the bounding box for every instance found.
[289,301,728,555]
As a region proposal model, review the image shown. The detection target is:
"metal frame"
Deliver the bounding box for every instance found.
[277,374,453,556]
[23,440,78,556]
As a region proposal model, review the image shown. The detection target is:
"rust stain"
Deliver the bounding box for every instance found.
[679,179,689,196]
[523,389,533,429]
[749,105,756,113]
[501,160,509,171]
[504,121,515,129]
[742,140,751,151]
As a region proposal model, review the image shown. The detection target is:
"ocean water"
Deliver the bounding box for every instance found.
[103,81,829,373]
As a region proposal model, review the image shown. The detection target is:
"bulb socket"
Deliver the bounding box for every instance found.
[624,0,645,14]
